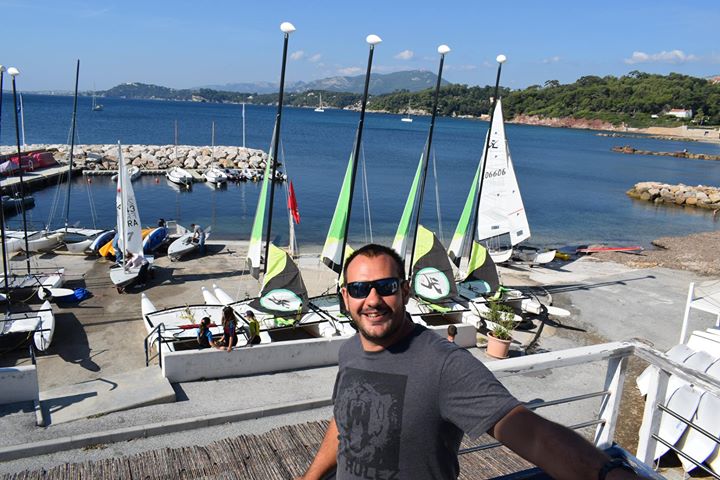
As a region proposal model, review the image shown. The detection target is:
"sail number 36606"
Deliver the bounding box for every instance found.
[484,168,506,179]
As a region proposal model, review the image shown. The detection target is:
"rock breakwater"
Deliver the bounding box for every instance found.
[627,182,720,210]
[0,144,270,172]
[612,145,720,161]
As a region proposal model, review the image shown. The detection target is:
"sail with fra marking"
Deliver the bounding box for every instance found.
[116,144,144,259]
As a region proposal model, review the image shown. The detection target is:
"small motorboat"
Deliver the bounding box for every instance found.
[2,195,35,213]
[166,167,193,188]
[203,166,228,185]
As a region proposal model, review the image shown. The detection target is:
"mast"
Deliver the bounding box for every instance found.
[19,93,26,148]
[118,144,128,269]
[337,34,382,278]
[465,54,506,266]
[211,120,215,162]
[262,21,295,275]
[407,45,450,276]
[8,66,31,273]
[64,59,80,232]
[241,102,246,148]
[0,66,8,292]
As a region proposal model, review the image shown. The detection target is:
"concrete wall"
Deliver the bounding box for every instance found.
[162,336,346,382]
[162,324,477,382]
[427,323,476,348]
[0,366,39,405]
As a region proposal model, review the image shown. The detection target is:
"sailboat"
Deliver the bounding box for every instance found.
[91,85,103,112]
[109,143,148,291]
[203,122,228,185]
[55,61,108,254]
[401,99,413,123]
[314,92,325,113]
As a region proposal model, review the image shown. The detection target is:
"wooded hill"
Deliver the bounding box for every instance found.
[100,72,720,127]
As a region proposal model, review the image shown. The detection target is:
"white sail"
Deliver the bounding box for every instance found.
[116,144,144,261]
[476,99,530,246]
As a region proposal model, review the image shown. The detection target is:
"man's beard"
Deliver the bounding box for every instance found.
[355,310,405,341]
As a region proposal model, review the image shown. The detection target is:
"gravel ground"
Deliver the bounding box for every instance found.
[587,230,720,277]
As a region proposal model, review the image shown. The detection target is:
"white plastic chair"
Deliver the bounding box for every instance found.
[680,281,720,344]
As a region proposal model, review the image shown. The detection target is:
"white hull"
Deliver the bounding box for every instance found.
[33,301,55,352]
[514,247,556,265]
[166,167,193,187]
[38,287,75,302]
[64,238,94,254]
[110,265,140,288]
[201,286,221,305]
[213,284,235,305]
[167,233,197,261]
[203,167,228,184]
[25,232,65,252]
[401,117,413,123]
[111,165,141,182]
[489,248,513,264]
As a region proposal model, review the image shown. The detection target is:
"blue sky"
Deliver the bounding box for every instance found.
[2,0,718,91]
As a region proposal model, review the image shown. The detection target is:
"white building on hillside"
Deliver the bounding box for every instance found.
[666,108,693,119]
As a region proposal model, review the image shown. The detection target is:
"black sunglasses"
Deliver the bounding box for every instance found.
[345,277,402,299]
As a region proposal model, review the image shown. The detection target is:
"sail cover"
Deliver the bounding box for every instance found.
[392,147,425,261]
[247,125,276,279]
[477,99,530,246]
[250,243,309,316]
[321,132,358,273]
[412,225,457,303]
[462,241,499,293]
[115,145,144,259]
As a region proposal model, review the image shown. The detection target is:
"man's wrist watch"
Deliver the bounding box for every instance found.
[598,458,635,480]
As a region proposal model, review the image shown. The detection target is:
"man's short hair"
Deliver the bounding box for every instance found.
[447,325,458,336]
[343,244,406,284]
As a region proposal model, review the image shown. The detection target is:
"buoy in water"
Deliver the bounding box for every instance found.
[87,177,92,183]
[155,177,159,184]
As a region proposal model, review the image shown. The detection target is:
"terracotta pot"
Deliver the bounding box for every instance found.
[486,332,511,359]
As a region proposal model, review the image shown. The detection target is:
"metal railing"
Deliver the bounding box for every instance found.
[455,340,720,478]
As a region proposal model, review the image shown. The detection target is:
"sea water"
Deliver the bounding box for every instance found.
[1,93,719,250]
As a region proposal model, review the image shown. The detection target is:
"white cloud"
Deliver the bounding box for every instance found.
[308,53,322,63]
[624,50,698,65]
[338,66,363,75]
[394,49,414,60]
[290,50,305,61]
[542,56,561,64]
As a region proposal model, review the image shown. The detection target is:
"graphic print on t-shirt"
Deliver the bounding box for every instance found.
[335,367,407,478]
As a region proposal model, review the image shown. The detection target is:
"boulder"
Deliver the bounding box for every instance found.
[686,197,698,206]
[184,157,198,169]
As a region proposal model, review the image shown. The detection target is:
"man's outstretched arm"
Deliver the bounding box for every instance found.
[297,417,339,480]
[490,406,644,480]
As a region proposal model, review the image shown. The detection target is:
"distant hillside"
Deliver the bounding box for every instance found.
[100,72,720,128]
[200,70,449,95]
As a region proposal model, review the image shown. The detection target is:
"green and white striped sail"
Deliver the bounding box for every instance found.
[462,240,500,293]
[250,243,309,316]
[392,148,425,260]
[412,225,457,303]
[247,125,277,279]
[321,133,357,274]
[447,156,482,266]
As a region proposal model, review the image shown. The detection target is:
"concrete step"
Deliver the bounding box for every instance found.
[38,367,175,426]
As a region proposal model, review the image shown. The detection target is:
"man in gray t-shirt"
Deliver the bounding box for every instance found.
[299,244,641,480]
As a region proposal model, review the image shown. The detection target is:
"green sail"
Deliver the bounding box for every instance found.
[247,125,276,279]
[251,243,309,316]
[392,149,425,260]
[448,158,481,266]
[462,240,500,293]
[321,134,357,273]
[412,225,457,303]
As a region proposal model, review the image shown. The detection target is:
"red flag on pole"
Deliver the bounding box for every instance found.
[288,180,300,224]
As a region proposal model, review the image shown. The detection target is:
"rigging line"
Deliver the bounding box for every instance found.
[85,177,98,229]
[431,148,444,245]
[360,143,373,243]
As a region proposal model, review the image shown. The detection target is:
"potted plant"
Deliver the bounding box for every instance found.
[486,301,515,359]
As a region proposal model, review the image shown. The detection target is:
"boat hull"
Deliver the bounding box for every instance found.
[33,301,55,352]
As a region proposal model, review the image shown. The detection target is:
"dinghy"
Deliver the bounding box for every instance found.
[142,226,169,254]
[33,301,55,352]
[203,166,228,185]
[167,226,210,261]
[111,165,141,182]
[109,143,151,291]
[0,301,55,352]
[166,166,192,188]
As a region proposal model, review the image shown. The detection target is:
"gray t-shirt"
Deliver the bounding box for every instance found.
[332,323,521,479]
